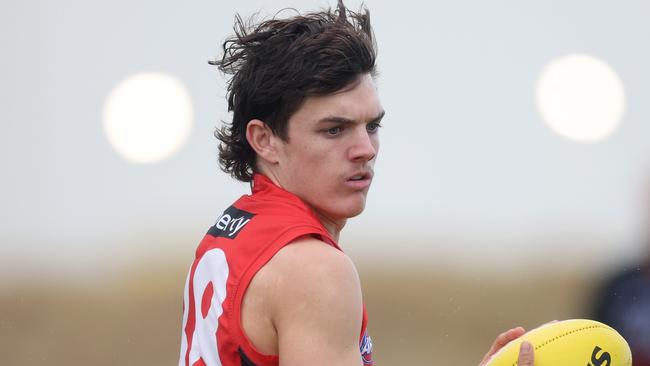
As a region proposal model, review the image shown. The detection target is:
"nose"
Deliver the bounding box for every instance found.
[348,127,377,162]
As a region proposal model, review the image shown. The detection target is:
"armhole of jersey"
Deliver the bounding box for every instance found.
[360,305,368,343]
[231,225,332,365]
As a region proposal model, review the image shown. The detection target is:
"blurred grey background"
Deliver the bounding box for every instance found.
[2,0,649,365]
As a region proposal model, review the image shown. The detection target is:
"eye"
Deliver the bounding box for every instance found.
[366,122,382,133]
[325,126,343,136]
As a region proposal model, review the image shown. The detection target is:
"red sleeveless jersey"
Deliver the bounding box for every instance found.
[179,174,374,366]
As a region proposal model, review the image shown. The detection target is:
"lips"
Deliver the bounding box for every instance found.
[345,170,374,189]
[347,170,373,181]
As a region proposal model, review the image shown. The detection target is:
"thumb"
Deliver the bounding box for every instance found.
[517,341,534,366]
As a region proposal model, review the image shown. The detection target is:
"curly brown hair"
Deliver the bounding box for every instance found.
[210,0,377,182]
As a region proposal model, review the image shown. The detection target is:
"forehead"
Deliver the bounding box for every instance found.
[290,74,383,125]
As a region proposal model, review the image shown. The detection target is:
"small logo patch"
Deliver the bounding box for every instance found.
[207,206,254,239]
[360,330,373,365]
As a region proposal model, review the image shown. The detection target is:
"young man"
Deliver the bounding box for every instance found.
[178,1,535,365]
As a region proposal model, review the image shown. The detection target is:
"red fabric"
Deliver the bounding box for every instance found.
[201,282,214,319]
[179,174,373,366]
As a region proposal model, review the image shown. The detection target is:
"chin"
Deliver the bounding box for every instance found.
[310,194,367,221]
[333,200,367,219]
[345,207,365,219]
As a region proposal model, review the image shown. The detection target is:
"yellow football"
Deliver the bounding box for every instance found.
[485,319,631,366]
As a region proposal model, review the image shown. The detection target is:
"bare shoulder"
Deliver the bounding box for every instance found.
[262,236,363,317]
[272,236,361,285]
[256,236,364,365]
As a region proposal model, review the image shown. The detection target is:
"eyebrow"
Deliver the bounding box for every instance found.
[317,110,386,125]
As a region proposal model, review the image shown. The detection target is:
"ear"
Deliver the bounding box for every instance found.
[246,119,280,164]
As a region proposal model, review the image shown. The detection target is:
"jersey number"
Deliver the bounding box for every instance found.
[179,249,229,366]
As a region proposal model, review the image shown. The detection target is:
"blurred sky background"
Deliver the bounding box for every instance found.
[2,0,650,283]
[4,1,650,365]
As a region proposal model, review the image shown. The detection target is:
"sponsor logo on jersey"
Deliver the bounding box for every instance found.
[207,205,254,239]
[360,330,373,365]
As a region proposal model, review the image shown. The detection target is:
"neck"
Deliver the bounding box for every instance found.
[314,212,346,243]
[255,168,346,243]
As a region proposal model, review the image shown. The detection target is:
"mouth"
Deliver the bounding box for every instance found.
[346,171,374,188]
[348,171,373,180]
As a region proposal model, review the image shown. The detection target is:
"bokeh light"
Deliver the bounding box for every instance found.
[536,54,626,143]
[103,72,194,164]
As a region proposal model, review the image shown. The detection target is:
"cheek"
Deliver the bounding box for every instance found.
[285,144,328,180]
[295,141,336,166]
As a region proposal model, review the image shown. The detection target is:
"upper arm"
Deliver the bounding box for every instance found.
[269,238,364,366]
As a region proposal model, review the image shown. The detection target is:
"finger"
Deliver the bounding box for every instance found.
[480,327,526,364]
[487,327,525,355]
[517,341,534,366]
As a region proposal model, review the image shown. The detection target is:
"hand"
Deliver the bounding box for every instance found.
[479,327,535,366]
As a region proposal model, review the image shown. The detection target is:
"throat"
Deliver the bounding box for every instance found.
[313,212,346,243]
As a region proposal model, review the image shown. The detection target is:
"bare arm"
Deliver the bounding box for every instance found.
[249,237,535,366]
[268,238,364,366]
